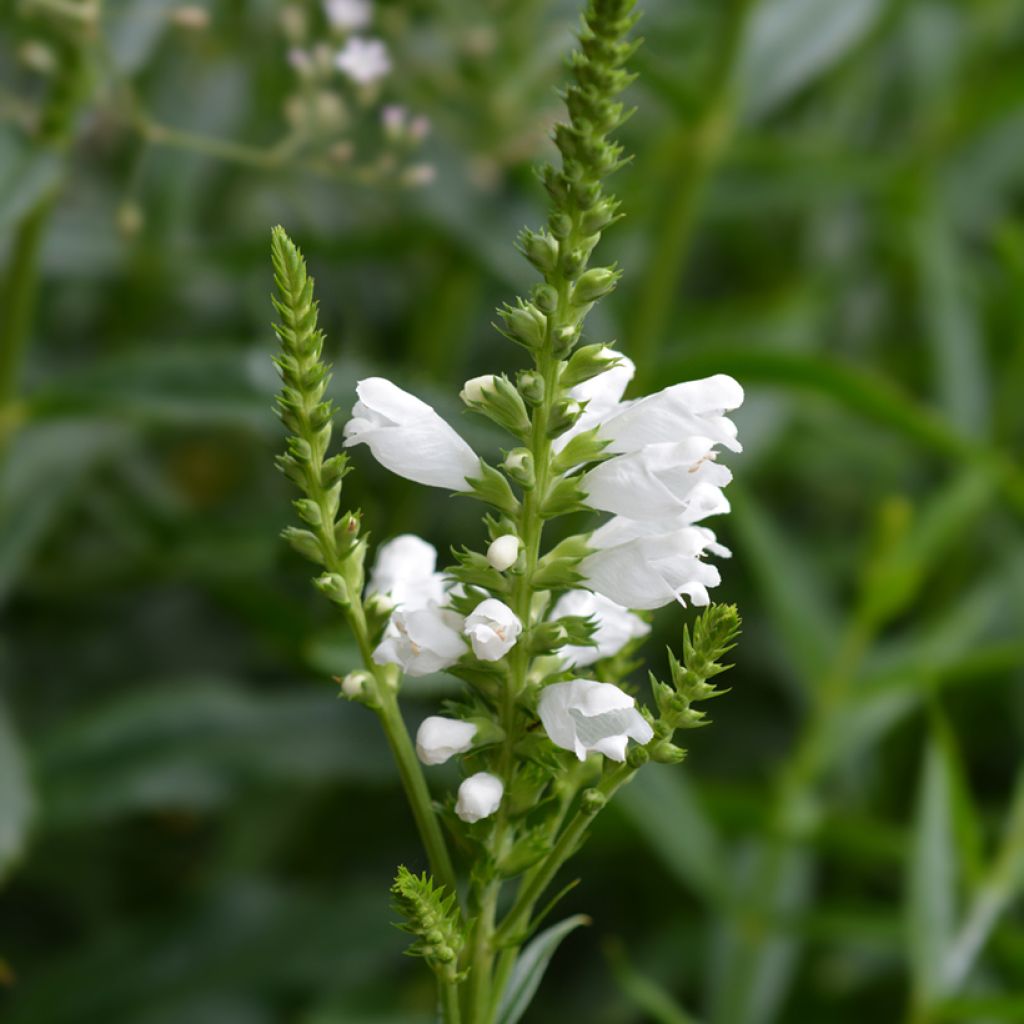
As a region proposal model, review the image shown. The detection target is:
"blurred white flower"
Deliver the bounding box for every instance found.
[486,535,520,572]
[463,599,522,661]
[343,377,479,490]
[335,36,391,86]
[538,679,653,762]
[456,772,504,822]
[550,590,649,668]
[367,534,447,611]
[415,716,477,766]
[372,604,466,676]
[324,0,372,31]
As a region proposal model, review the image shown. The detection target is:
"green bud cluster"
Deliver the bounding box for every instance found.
[391,867,465,979]
[271,226,365,601]
[651,604,741,738]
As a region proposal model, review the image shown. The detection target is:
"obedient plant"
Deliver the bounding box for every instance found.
[271,1,742,1020]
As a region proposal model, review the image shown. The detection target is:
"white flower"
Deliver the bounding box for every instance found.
[582,437,732,521]
[324,0,372,31]
[486,535,520,572]
[456,771,503,823]
[343,377,479,490]
[335,37,391,86]
[372,604,466,676]
[460,374,496,406]
[538,679,653,762]
[463,599,522,661]
[415,716,477,766]
[598,374,744,455]
[367,534,446,611]
[550,590,649,668]
[580,519,726,610]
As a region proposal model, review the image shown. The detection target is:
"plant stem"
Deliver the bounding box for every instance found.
[629,0,753,389]
[441,975,463,1024]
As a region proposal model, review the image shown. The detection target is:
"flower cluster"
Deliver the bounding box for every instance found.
[279,0,432,185]
[271,0,743,1018]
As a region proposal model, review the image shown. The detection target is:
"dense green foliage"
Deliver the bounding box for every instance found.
[2,1,1023,1022]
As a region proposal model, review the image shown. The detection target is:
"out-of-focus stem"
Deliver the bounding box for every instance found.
[629,0,754,389]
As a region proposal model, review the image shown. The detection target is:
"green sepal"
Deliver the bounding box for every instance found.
[281,526,323,565]
[496,826,554,878]
[464,373,532,438]
[550,427,610,473]
[561,342,622,387]
[448,548,510,595]
[539,473,588,518]
[531,534,591,588]
[461,460,521,516]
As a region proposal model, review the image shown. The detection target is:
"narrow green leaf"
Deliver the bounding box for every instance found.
[0,700,34,882]
[606,938,702,1024]
[907,730,959,1007]
[495,914,590,1024]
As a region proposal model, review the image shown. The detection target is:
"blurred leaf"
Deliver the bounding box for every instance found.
[34,676,394,826]
[615,768,726,902]
[0,419,131,605]
[606,938,701,1024]
[729,485,840,686]
[0,700,34,883]
[495,914,590,1024]
[102,0,181,74]
[907,728,959,1007]
[739,0,888,118]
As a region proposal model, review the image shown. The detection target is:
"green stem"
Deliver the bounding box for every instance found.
[0,195,56,422]
[495,763,634,947]
[441,975,463,1024]
[629,0,753,388]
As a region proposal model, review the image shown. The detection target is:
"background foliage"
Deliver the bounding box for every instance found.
[2,0,1023,1021]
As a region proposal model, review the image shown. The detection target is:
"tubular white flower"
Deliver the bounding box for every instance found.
[335,37,391,86]
[460,374,496,406]
[463,599,522,661]
[372,604,466,676]
[367,534,447,611]
[486,534,520,572]
[343,377,479,490]
[455,772,504,823]
[550,590,649,668]
[581,520,725,610]
[582,437,732,521]
[538,679,653,762]
[324,0,372,30]
[598,374,744,455]
[415,716,477,766]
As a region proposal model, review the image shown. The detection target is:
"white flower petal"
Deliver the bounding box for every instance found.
[343,377,480,490]
[463,598,522,661]
[456,772,503,823]
[538,680,652,762]
[367,534,447,610]
[550,590,649,668]
[335,36,391,85]
[373,605,466,676]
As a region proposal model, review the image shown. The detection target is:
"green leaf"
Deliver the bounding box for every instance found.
[0,699,34,883]
[606,938,702,1024]
[0,126,62,233]
[495,914,590,1024]
[616,768,726,903]
[907,729,959,1007]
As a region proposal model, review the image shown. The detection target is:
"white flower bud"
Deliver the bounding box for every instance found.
[463,599,522,661]
[455,772,503,823]
[486,535,520,572]
[335,37,391,86]
[340,670,370,698]
[460,374,496,406]
[415,716,477,766]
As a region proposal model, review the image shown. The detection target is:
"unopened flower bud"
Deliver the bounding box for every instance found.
[416,716,477,766]
[461,374,496,406]
[339,670,371,698]
[549,213,572,239]
[502,449,535,488]
[519,230,559,274]
[517,370,545,405]
[486,535,520,572]
[170,5,210,30]
[649,740,686,765]
[547,398,582,437]
[574,267,619,303]
[532,283,558,314]
[315,572,350,605]
[456,772,504,823]
[18,40,57,75]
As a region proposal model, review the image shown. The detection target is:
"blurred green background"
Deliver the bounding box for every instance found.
[2,0,1023,1021]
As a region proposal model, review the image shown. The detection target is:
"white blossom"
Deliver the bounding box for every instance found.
[550,590,649,668]
[486,535,520,572]
[538,679,653,762]
[553,350,634,454]
[415,716,477,766]
[460,374,496,406]
[335,37,391,86]
[372,604,466,676]
[463,599,522,661]
[343,377,479,490]
[324,0,372,31]
[456,772,503,823]
[581,519,726,610]
[367,534,446,611]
